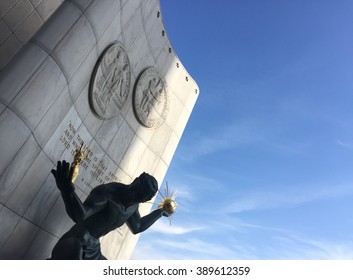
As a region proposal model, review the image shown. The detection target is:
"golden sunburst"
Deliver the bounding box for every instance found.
[145,181,177,225]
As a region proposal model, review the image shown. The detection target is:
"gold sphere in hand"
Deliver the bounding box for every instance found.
[160,198,177,215]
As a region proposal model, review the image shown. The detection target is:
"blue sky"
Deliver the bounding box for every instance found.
[132,0,353,259]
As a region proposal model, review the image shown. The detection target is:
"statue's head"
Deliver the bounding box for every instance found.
[131,172,158,202]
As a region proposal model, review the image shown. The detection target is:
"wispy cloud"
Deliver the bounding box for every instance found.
[273,234,353,259]
[148,220,204,235]
[337,140,353,150]
[177,120,264,161]
[133,237,255,260]
[222,184,353,214]
[133,208,353,260]
[176,116,311,162]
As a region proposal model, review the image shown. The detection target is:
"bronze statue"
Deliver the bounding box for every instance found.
[49,160,169,260]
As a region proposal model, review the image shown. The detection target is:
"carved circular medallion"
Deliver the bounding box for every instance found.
[89,42,131,119]
[133,67,169,128]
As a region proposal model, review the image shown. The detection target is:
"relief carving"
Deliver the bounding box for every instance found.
[89,42,131,119]
[133,67,169,128]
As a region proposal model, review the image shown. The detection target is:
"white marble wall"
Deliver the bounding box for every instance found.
[0,0,199,259]
[0,0,64,71]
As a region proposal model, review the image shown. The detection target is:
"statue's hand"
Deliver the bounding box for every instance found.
[51,160,75,193]
[161,210,171,217]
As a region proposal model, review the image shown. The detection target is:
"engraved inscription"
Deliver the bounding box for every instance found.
[133,67,169,128]
[89,42,131,119]
[58,122,119,190]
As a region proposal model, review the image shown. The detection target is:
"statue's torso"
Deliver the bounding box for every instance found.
[82,198,138,238]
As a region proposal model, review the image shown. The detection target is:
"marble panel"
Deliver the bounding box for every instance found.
[0,207,21,250]
[29,0,43,8]
[69,0,94,11]
[131,38,155,80]
[14,10,43,44]
[10,56,67,130]
[0,19,11,45]
[6,151,52,215]
[85,0,120,40]
[117,32,122,43]
[3,0,34,31]
[119,135,146,177]
[43,105,82,163]
[83,107,104,139]
[164,90,184,130]
[140,0,158,27]
[23,229,58,259]
[173,68,195,105]
[162,58,183,98]
[144,10,167,61]
[122,9,154,78]
[131,126,154,149]
[120,0,140,29]
[0,218,39,260]
[0,109,31,176]
[33,85,72,149]
[36,0,62,21]
[124,105,139,134]
[23,171,60,226]
[74,83,90,121]
[120,0,128,8]
[147,122,172,158]
[107,120,134,165]
[138,199,154,217]
[152,158,168,187]
[0,0,19,17]
[68,46,98,102]
[134,126,155,147]
[0,102,5,115]
[0,34,22,70]
[96,12,122,55]
[61,217,75,237]
[133,146,159,179]
[154,42,176,79]
[114,166,131,184]
[115,230,139,259]
[174,106,190,138]
[184,82,199,113]
[161,131,179,165]
[0,42,47,105]
[0,135,41,204]
[95,113,124,151]
[33,1,82,53]
[52,15,96,79]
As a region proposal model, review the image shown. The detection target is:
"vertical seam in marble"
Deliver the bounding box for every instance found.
[0,205,21,252]
[0,21,13,46]
[0,136,40,208]
[21,170,53,224]
[140,0,163,65]
[18,224,39,260]
[120,0,142,48]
